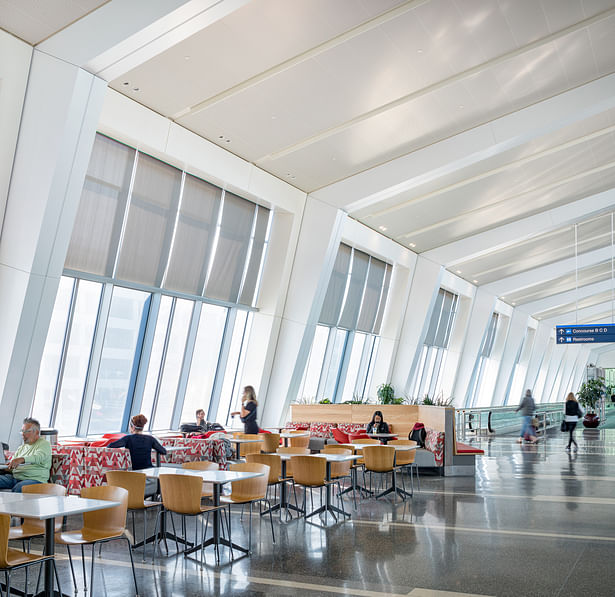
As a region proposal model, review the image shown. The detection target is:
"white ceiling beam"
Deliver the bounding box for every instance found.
[311,73,615,211]
[37,0,250,81]
[483,246,613,297]
[543,301,615,327]
[521,279,615,316]
[422,188,615,268]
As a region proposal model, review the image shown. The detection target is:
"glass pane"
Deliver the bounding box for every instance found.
[152,299,193,430]
[205,192,255,302]
[163,174,221,295]
[321,329,347,401]
[87,287,149,435]
[65,134,134,276]
[115,153,182,286]
[31,277,75,427]
[54,280,102,436]
[340,333,366,402]
[217,311,250,426]
[300,326,329,402]
[140,296,173,424]
[181,303,227,423]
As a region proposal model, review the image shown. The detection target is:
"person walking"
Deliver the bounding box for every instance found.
[563,392,584,452]
[516,389,537,443]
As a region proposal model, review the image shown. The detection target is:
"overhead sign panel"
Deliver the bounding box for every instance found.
[556,324,615,344]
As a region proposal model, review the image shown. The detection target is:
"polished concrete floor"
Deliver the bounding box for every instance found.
[10,424,615,597]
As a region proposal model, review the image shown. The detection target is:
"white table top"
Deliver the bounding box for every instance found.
[278,453,360,463]
[0,495,120,519]
[367,432,399,438]
[352,443,417,452]
[140,467,264,484]
[280,431,310,438]
[222,436,263,444]
[0,492,43,503]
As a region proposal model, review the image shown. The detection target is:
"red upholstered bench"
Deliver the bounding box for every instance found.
[455,442,484,455]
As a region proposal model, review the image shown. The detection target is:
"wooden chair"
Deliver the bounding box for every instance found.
[182,461,219,500]
[246,453,295,521]
[56,485,139,596]
[155,473,225,565]
[9,483,66,550]
[105,470,163,561]
[351,438,379,466]
[389,439,420,493]
[362,445,398,500]
[290,456,345,521]
[288,432,310,449]
[0,512,63,597]
[221,462,274,553]
[260,433,281,453]
[276,447,309,477]
[236,434,263,458]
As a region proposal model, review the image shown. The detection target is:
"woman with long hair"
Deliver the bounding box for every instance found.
[564,392,583,452]
[231,385,259,434]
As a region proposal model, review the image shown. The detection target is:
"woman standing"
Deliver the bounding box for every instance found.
[231,386,259,434]
[564,392,584,452]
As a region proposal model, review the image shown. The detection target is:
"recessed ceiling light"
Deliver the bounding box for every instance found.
[219,135,224,139]
[417,48,423,54]
[122,81,129,86]
[408,242,416,248]
[456,270,462,274]
[512,302,516,306]
[472,279,478,284]
[132,88,140,92]
[378,226,387,232]
[271,115,277,120]
[458,104,464,109]
[184,56,190,60]
[225,139,230,143]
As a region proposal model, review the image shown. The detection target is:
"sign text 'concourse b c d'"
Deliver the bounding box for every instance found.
[556,324,615,344]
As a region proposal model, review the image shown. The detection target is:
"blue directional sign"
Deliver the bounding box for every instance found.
[556,324,615,344]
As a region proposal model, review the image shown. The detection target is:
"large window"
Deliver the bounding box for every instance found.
[465,312,499,407]
[410,288,459,401]
[32,132,270,436]
[299,244,390,403]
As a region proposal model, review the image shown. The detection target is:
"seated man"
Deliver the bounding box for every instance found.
[0,417,51,492]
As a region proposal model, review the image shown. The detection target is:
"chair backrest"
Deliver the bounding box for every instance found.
[261,433,281,453]
[16,483,67,535]
[0,513,12,568]
[105,470,147,510]
[158,474,205,515]
[182,461,218,471]
[290,456,326,487]
[352,439,380,444]
[276,447,310,455]
[323,445,352,453]
[331,428,349,444]
[245,453,281,483]
[237,434,264,457]
[362,445,395,472]
[80,485,129,537]
[288,434,310,448]
[228,462,269,501]
[388,440,417,465]
[327,449,352,478]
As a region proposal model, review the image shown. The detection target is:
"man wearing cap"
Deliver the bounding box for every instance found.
[0,417,52,492]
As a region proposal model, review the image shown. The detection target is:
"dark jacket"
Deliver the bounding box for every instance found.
[109,434,166,470]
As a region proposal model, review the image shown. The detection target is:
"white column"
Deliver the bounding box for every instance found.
[491,309,530,406]
[525,322,553,391]
[390,256,443,394]
[451,288,497,405]
[260,196,346,426]
[0,50,107,446]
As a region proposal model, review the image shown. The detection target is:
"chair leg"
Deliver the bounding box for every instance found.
[90,543,96,597]
[265,499,275,544]
[52,558,64,597]
[248,502,253,553]
[6,570,10,597]
[124,536,139,596]
[66,545,78,592]
[170,512,180,554]
[24,566,28,596]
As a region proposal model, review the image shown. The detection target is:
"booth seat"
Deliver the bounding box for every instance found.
[157,437,229,470]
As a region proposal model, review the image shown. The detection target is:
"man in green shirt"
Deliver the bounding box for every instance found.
[0,418,52,492]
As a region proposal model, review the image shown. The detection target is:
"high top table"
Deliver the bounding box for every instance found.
[0,493,120,597]
[220,436,263,460]
[141,466,264,563]
[279,431,310,447]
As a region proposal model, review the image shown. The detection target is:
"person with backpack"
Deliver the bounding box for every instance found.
[516,389,537,443]
[563,392,584,452]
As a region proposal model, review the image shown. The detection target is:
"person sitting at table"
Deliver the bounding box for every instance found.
[108,414,166,470]
[0,417,51,492]
[195,408,206,428]
[366,411,390,438]
[230,385,259,434]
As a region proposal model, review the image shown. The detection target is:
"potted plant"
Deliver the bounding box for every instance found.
[377,383,404,405]
[577,377,606,428]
